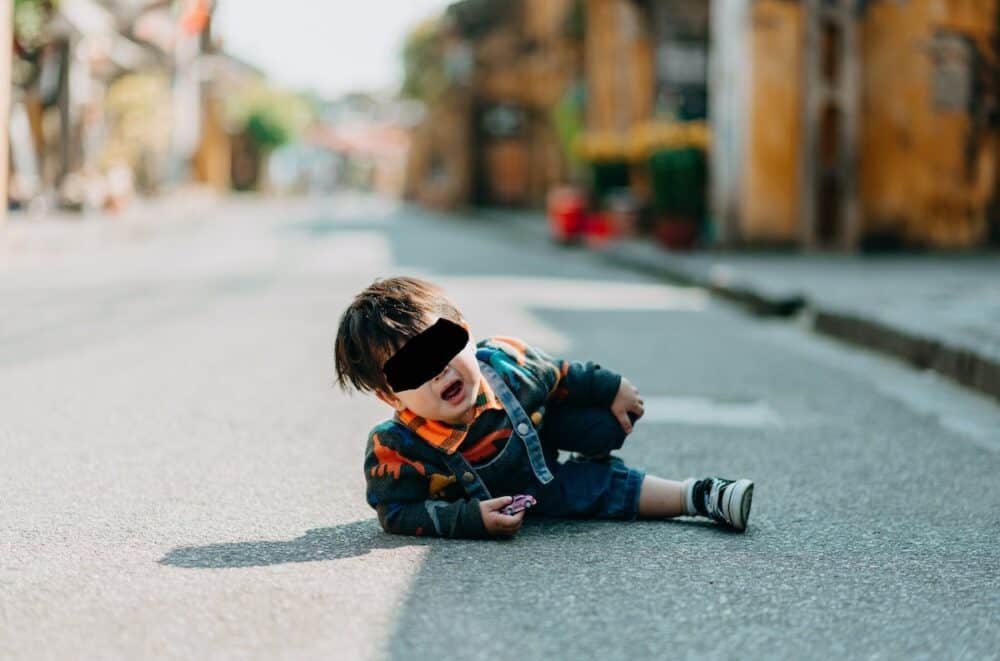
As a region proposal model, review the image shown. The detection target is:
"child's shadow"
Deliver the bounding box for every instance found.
[159,517,731,569]
[159,518,419,569]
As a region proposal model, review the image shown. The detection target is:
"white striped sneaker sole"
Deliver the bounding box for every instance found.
[723,479,754,532]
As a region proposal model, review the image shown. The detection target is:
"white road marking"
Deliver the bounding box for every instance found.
[640,396,782,428]
[440,275,710,312]
[429,275,711,354]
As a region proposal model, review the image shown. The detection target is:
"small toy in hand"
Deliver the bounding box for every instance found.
[501,494,537,516]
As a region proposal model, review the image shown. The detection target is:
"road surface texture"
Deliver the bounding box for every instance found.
[2,195,998,660]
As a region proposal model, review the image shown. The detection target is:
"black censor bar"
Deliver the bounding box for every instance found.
[382,318,469,392]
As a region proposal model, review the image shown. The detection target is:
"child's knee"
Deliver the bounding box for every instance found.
[578,408,627,453]
[541,405,627,454]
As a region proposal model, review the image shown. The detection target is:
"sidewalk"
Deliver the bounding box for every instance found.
[481,208,1000,402]
[0,190,345,273]
[0,186,224,270]
[599,239,1000,402]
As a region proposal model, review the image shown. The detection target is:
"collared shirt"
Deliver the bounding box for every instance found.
[395,373,505,454]
[363,335,623,538]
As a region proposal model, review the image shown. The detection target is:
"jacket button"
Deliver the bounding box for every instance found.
[516,422,530,435]
[463,471,475,483]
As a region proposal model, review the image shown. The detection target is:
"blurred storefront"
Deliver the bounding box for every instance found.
[713,0,999,250]
[858,0,998,249]
[5,0,274,214]
[576,0,710,246]
[407,0,1000,250]
[6,3,441,216]
[404,0,582,209]
[578,0,999,250]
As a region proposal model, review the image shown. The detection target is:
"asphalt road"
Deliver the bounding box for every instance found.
[2,194,998,660]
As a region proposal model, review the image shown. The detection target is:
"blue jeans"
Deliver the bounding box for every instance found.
[533,403,646,520]
[442,362,645,521]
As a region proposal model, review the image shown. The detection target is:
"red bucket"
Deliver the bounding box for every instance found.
[546,186,587,243]
[652,217,699,250]
[582,212,615,248]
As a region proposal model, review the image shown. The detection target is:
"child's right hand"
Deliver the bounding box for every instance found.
[480,496,525,537]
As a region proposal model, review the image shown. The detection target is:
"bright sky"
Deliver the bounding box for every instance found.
[214,0,453,98]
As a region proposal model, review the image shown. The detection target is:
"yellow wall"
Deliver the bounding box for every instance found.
[524,0,576,42]
[861,0,998,248]
[404,94,473,209]
[742,0,803,243]
[584,0,654,134]
[193,94,231,190]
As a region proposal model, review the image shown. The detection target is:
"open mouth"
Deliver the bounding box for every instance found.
[441,379,465,404]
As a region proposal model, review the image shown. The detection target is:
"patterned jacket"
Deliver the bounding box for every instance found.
[363,336,622,538]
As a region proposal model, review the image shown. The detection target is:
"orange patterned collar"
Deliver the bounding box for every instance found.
[395,374,504,454]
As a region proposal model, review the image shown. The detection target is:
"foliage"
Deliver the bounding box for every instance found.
[224,82,314,151]
[102,72,172,170]
[14,0,58,52]
[561,0,586,41]
[12,0,59,86]
[649,147,706,220]
[400,17,446,102]
[552,83,586,180]
[574,121,711,163]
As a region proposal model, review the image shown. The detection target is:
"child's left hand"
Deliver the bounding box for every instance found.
[611,376,644,434]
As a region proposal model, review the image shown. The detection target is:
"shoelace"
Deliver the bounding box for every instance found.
[704,481,728,522]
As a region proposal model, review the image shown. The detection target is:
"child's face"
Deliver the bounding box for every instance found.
[377,317,482,425]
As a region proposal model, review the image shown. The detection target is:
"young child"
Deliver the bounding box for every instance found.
[334,276,753,539]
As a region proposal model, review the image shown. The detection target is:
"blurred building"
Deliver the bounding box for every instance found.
[192,50,263,192]
[269,93,412,197]
[7,0,235,213]
[9,0,157,211]
[406,0,999,250]
[578,0,1000,250]
[404,0,583,209]
[712,0,998,250]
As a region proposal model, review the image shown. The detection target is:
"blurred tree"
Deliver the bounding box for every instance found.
[102,72,172,184]
[13,0,55,50]
[222,80,314,190]
[12,0,58,86]
[561,0,585,41]
[552,82,586,183]
[400,17,446,102]
[224,81,314,151]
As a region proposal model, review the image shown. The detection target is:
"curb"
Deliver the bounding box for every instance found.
[598,240,806,317]
[596,239,1000,403]
[812,310,1000,402]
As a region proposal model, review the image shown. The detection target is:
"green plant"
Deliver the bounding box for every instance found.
[400,17,446,101]
[649,147,707,221]
[14,0,58,51]
[562,0,585,41]
[552,83,586,181]
[224,82,313,151]
[12,0,59,85]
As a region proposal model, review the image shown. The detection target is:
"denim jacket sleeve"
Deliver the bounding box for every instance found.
[526,344,622,408]
[373,498,489,539]
[363,427,489,539]
[479,336,623,409]
[549,358,623,408]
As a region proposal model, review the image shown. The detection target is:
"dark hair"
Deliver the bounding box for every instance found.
[334,276,463,395]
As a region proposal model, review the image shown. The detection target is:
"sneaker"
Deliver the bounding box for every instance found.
[689,477,754,532]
